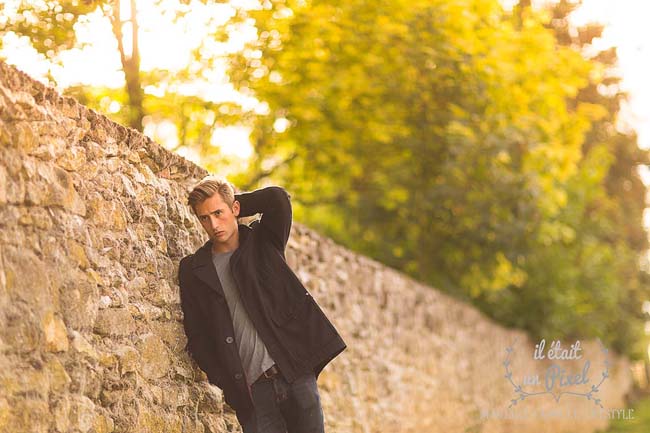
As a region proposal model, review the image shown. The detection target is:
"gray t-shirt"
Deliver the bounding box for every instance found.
[212,249,276,387]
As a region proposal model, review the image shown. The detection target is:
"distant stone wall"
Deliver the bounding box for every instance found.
[0,60,633,433]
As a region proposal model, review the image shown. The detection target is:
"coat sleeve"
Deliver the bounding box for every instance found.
[235,186,293,252]
[178,256,225,389]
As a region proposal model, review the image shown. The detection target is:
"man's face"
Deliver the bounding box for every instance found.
[194,193,241,248]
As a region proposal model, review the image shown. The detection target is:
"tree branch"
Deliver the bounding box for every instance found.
[242,152,299,190]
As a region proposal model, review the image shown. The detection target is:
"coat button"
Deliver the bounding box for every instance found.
[235,373,243,380]
[226,336,234,344]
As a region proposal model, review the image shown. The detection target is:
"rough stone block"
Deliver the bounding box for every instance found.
[94,308,136,337]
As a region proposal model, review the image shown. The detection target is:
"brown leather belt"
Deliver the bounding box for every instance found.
[256,364,280,382]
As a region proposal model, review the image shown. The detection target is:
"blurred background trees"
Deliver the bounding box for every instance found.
[2,0,648,359]
[224,0,650,358]
[0,0,251,170]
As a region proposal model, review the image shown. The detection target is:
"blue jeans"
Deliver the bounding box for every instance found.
[240,372,325,433]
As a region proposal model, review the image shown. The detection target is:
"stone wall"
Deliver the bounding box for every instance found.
[0,61,634,433]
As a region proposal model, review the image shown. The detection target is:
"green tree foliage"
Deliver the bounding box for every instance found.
[476,0,650,359]
[226,0,649,357]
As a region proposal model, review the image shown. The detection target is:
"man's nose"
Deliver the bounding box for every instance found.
[208,215,218,229]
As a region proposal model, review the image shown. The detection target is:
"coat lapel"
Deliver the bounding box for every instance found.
[191,241,225,298]
[190,223,253,298]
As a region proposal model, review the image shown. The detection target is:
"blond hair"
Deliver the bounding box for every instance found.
[187,175,236,215]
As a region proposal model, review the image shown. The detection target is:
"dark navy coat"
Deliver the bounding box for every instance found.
[178,186,347,423]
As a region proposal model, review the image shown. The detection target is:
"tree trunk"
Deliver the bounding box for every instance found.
[109,0,144,131]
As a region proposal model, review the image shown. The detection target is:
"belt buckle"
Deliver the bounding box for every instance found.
[262,365,277,379]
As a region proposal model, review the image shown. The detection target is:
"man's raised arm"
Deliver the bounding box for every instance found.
[235,186,292,252]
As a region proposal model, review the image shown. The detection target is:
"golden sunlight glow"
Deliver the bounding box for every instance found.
[211,126,253,159]
[571,0,650,151]
[0,0,259,158]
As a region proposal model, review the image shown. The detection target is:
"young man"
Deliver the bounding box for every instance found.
[178,176,347,433]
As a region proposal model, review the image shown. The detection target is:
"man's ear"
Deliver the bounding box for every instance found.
[232,200,240,217]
